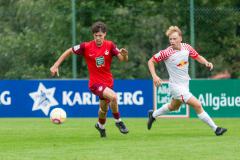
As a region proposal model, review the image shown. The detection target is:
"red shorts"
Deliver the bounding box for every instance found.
[89,83,112,101]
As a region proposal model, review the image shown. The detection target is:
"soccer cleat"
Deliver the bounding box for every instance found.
[215,127,227,136]
[147,110,156,130]
[95,123,106,138]
[115,121,129,134]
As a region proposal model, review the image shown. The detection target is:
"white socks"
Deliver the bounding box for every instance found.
[153,103,170,118]
[152,104,217,132]
[115,118,122,123]
[198,111,217,131]
[98,122,105,129]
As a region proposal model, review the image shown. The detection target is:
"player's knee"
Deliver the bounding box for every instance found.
[168,104,180,111]
[110,93,118,103]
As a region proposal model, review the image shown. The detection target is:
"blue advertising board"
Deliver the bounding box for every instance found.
[0,80,153,117]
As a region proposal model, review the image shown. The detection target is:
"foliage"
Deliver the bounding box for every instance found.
[0,0,239,79]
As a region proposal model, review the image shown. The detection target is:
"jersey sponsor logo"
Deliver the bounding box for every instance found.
[177,60,188,68]
[96,56,105,67]
[104,50,109,55]
[73,45,80,51]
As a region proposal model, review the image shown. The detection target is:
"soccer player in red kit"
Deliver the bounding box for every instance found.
[50,21,129,138]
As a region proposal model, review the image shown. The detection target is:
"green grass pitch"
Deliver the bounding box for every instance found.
[0,118,239,160]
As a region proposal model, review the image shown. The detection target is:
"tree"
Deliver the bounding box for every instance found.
[0,0,239,79]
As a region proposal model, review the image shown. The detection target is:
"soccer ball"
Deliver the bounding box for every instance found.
[50,108,67,124]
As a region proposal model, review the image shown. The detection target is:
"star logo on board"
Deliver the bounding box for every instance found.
[29,83,58,116]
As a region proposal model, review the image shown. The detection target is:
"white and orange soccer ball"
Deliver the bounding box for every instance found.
[50,108,67,124]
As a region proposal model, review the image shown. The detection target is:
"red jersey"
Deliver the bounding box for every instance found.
[72,40,119,88]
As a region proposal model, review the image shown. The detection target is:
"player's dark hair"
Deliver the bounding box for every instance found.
[91,21,107,33]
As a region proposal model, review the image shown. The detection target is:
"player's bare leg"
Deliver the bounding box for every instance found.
[148,99,181,130]
[99,99,109,125]
[187,96,227,136]
[103,87,129,134]
[169,99,182,111]
[95,100,108,138]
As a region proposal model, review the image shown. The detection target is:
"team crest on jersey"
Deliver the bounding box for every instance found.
[104,50,109,55]
[96,56,105,67]
[98,86,103,91]
[177,60,188,68]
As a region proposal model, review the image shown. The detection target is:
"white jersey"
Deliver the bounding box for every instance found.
[153,43,199,89]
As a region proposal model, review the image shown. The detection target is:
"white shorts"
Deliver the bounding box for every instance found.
[169,84,192,103]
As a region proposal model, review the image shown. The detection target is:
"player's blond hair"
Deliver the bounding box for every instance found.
[166,26,182,37]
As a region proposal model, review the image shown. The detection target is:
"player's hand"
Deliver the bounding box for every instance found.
[120,48,128,57]
[50,65,59,77]
[153,75,162,87]
[205,62,213,71]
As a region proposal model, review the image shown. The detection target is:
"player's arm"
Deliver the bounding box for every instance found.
[117,48,128,62]
[187,43,213,71]
[50,48,73,76]
[148,57,163,87]
[195,55,213,71]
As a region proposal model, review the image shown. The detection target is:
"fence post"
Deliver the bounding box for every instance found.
[71,0,77,78]
[190,0,196,78]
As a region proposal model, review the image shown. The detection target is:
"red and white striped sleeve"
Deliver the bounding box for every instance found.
[152,47,173,63]
[183,43,199,59]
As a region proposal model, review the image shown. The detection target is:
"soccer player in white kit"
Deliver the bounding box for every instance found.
[147,26,227,136]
